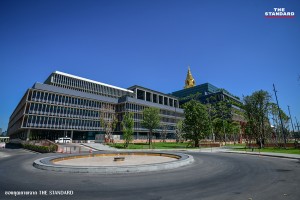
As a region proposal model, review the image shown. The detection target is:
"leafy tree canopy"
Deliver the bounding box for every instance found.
[141,107,160,145]
[183,100,210,147]
[122,112,134,148]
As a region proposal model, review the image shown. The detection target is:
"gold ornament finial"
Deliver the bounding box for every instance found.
[184,65,195,89]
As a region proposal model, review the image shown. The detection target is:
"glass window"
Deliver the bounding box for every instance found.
[32,91,37,99]
[169,99,173,107]
[45,104,50,113]
[40,92,44,100]
[37,104,42,112]
[47,93,52,101]
[164,97,168,105]
[30,103,34,112]
[58,95,62,104]
[27,115,32,124]
[51,94,55,102]
[42,104,46,112]
[36,91,40,99]
[159,96,163,104]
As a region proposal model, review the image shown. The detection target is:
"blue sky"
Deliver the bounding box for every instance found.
[0,0,299,131]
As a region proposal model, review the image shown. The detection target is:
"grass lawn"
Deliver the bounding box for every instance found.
[109,142,199,149]
[228,145,300,155]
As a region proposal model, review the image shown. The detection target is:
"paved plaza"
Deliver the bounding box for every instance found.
[0,147,299,200]
[55,155,177,166]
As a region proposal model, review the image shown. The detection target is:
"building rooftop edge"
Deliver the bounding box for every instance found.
[172,82,212,94]
[128,85,178,99]
[53,71,134,93]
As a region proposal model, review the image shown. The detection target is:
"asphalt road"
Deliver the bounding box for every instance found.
[0,148,299,200]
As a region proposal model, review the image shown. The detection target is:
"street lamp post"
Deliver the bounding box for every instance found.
[287,106,295,140]
[273,84,286,148]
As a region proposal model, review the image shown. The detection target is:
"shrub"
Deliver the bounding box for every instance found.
[22,143,57,153]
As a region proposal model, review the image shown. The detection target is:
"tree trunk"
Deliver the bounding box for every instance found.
[259,136,263,149]
[148,131,153,147]
[194,138,199,147]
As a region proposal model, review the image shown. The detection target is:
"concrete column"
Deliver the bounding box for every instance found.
[135,88,138,98]
[144,90,146,101]
[71,130,74,139]
[26,129,31,141]
[150,93,153,102]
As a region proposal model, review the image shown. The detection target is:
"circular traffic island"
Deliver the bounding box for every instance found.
[33,152,194,174]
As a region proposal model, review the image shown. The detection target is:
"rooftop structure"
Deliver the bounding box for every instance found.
[172,67,244,122]
[184,66,195,89]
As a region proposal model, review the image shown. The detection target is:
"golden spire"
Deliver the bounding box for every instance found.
[184,65,195,89]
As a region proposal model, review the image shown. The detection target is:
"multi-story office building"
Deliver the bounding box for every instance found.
[172,67,245,123]
[8,71,183,141]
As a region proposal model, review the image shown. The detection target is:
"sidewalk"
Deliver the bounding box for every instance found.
[224,150,300,160]
[78,144,300,160]
[81,143,117,151]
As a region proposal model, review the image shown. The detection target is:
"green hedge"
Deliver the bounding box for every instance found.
[22,143,57,153]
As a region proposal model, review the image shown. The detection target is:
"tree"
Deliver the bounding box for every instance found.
[122,112,134,148]
[100,110,118,144]
[268,102,290,144]
[205,97,216,142]
[175,120,184,143]
[182,100,210,147]
[213,118,228,142]
[210,101,232,144]
[227,121,241,143]
[243,90,271,148]
[159,124,169,142]
[141,107,160,147]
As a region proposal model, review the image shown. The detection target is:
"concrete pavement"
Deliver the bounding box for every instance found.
[80,143,117,151]
[1,150,300,200]
[81,144,300,160]
[224,150,300,159]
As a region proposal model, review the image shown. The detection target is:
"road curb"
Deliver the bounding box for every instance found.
[223,151,300,160]
[33,152,194,174]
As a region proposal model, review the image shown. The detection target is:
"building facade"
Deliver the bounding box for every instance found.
[8,71,184,141]
[172,67,245,123]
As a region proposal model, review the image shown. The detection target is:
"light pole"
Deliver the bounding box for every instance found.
[295,117,300,141]
[273,84,286,148]
[287,106,295,140]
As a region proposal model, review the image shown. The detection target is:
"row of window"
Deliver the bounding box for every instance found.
[136,89,178,107]
[26,103,105,119]
[123,103,183,118]
[26,102,180,125]
[132,122,175,130]
[23,115,102,130]
[22,115,177,132]
[28,90,115,110]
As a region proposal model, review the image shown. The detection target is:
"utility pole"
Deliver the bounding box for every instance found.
[295,117,300,132]
[287,106,295,138]
[273,84,286,148]
[295,117,300,138]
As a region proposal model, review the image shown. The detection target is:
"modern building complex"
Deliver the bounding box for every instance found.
[172,67,245,123]
[8,71,184,141]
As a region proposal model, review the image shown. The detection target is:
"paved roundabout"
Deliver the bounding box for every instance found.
[0,148,299,200]
[33,152,194,173]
